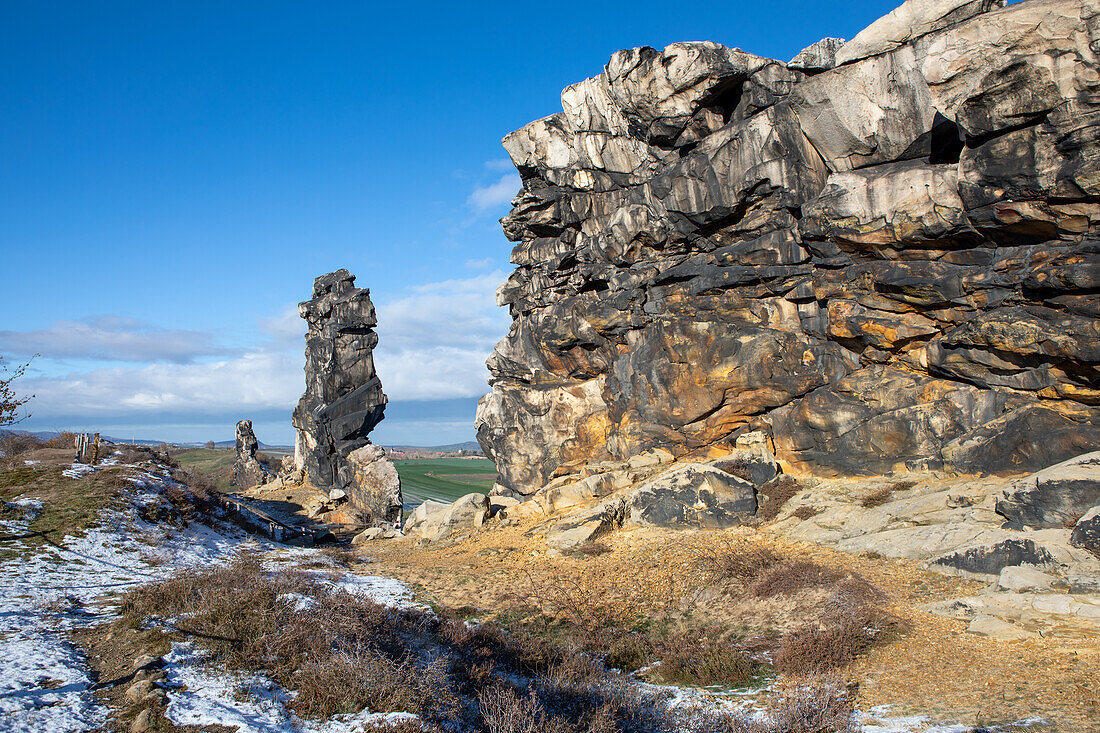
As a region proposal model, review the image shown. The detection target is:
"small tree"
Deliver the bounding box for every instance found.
[0,355,35,426]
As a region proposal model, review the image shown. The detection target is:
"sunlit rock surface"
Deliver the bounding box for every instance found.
[477,0,1100,496]
[293,269,399,521]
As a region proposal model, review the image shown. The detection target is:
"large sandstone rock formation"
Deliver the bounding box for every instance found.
[293,269,400,521]
[476,0,1100,497]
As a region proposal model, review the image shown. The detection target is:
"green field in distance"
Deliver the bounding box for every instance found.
[395,457,496,507]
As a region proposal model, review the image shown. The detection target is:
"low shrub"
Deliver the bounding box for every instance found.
[790,505,821,521]
[42,431,78,449]
[0,432,44,460]
[750,559,846,598]
[656,636,756,686]
[860,479,918,508]
[755,475,802,522]
[774,580,890,675]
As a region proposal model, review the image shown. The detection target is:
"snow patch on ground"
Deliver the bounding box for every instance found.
[0,460,422,733]
[0,466,263,732]
[61,462,95,479]
[857,707,1050,732]
[163,643,420,733]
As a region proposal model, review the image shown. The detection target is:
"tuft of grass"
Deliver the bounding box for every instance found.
[860,479,918,508]
[755,475,802,522]
[790,505,821,521]
[655,636,757,687]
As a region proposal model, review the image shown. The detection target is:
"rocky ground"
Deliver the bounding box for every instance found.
[365,511,1100,731]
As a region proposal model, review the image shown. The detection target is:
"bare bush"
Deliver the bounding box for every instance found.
[0,355,34,427]
[775,581,890,675]
[0,431,44,460]
[860,479,917,509]
[479,685,571,733]
[697,539,781,584]
[750,559,846,598]
[40,431,77,449]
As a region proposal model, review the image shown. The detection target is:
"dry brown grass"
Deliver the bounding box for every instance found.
[860,479,918,509]
[749,559,846,598]
[756,476,803,522]
[790,506,821,521]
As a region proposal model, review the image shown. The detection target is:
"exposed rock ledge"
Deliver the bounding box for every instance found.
[475,0,1100,498]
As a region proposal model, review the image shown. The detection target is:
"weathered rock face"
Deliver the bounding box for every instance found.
[476,0,1100,496]
[292,270,396,516]
[233,420,269,490]
[996,452,1100,529]
[345,444,402,525]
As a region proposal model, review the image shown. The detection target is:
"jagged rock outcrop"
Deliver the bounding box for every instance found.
[293,269,400,520]
[233,420,269,490]
[476,0,1100,497]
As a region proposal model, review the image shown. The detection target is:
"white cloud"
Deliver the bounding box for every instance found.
[484,158,515,172]
[0,316,232,364]
[258,304,306,347]
[373,271,510,400]
[20,350,302,417]
[464,257,495,270]
[467,173,521,212]
[13,272,512,425]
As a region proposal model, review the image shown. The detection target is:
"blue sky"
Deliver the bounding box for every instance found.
[1,0,903,446]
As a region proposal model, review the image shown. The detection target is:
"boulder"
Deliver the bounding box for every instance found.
[1070,505,1100,557]
[404,500,451,539]
[547,499,625,551]
[996,565,1060,593]
[996,452,1100,529]
[708,443,778,487]
[404,494,490,542]
[351,527,386,545]
[232,420,269,490]
[627,464,757,529]
[345,444,402,525]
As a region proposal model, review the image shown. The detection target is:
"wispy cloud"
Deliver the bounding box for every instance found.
[467,173,520,212]
[13,272,510,430]
[484,158,515,172]
[374,271,510,400]
[20,351,302,417]
[0,316,233,364]
[464,257,495,270]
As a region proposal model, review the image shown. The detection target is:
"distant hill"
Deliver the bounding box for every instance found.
[386,441,482,453]
[0,429,289,450]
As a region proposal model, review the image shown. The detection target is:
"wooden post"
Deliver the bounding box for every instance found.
[91,433,100,465]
